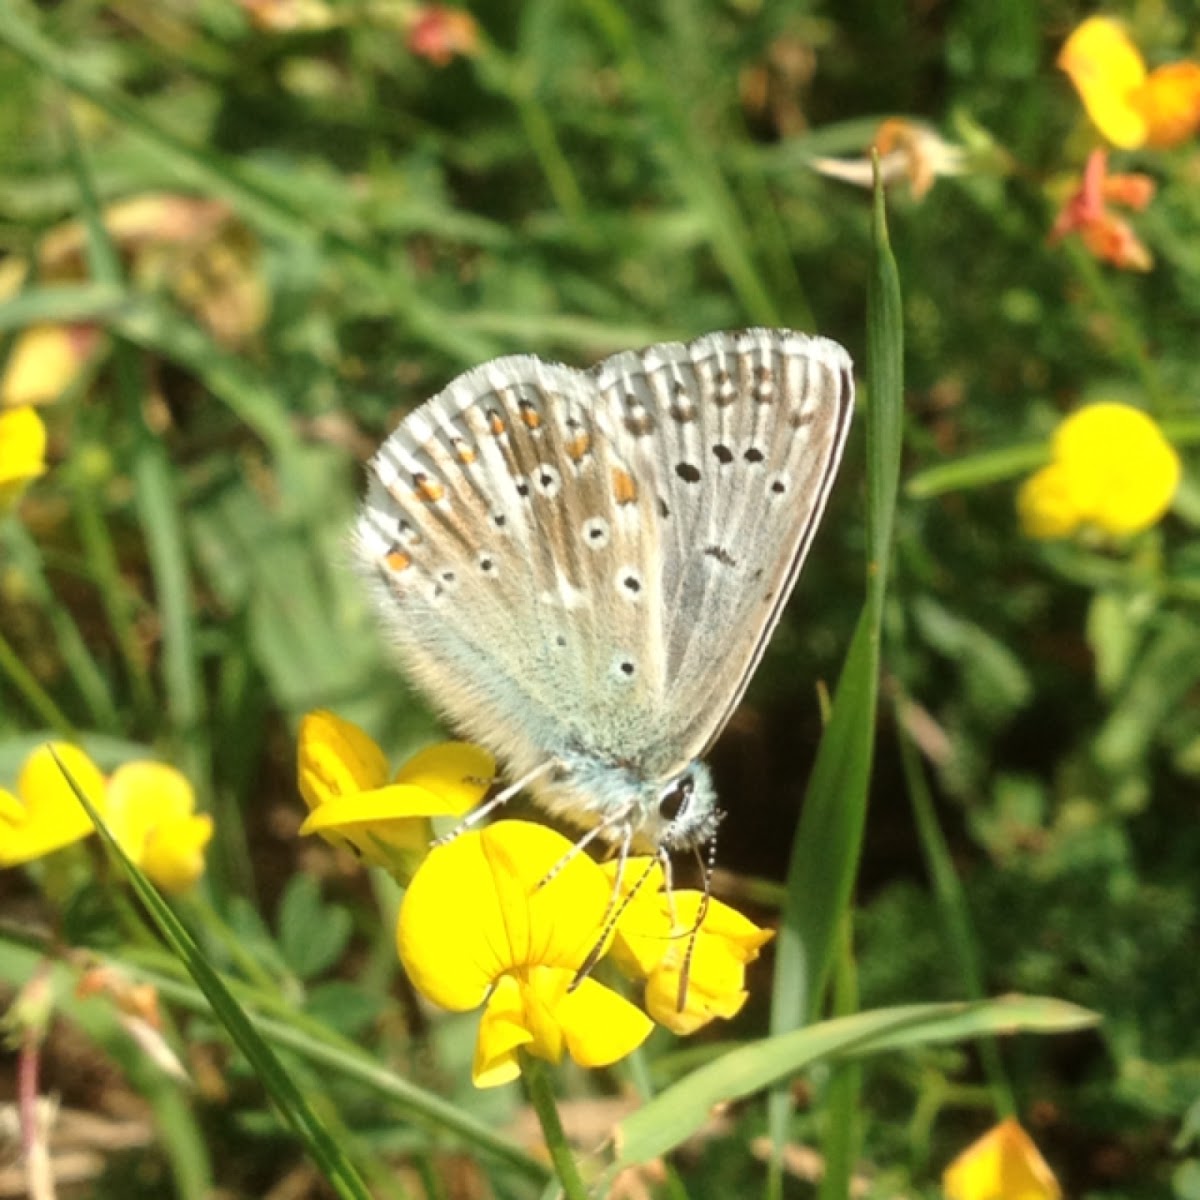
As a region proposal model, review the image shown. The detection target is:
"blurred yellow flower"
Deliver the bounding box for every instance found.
[0,193,267,355]
[104,762,213,893]
[604,859,774,1035]
[397,821,653,1088]
[0,744,106,866]
[0,406,48,512]
[0,325,97,408]
[297,710,494,877]
[1018,402,1180,539]
[1060,17,1200,148]
[0,744,210,892]
[943,1118,1061,1200]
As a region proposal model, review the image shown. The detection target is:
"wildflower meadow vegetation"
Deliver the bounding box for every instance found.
[1,3,1198,1197]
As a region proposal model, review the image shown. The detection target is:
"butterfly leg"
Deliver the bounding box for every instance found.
[536,801,636,889]
[433,760,557,844]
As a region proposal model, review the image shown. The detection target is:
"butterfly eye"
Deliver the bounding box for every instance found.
[658,776,693,822]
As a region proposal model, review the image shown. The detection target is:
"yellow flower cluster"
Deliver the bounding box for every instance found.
[1018,403,1180,540]
[1,743,212,892]
[298,711,774,1087]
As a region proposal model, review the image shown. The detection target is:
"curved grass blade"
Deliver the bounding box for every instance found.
[49,749,374,1200]
[612,995,1097,1170]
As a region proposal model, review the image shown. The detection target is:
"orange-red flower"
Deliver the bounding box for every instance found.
[1049,149,1155,271]
[406,7,480,67]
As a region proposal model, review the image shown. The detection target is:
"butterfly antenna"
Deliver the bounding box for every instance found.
[571,838,657,991]
[677,834,717,1013]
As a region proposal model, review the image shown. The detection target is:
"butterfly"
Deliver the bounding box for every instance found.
[353,329,853,866]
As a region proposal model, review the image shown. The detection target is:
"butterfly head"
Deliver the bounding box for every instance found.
[647,762,722,853]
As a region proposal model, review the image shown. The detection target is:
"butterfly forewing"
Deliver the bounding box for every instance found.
[355,354,669,780]
[355,329,852,792]
[592,330,853,769]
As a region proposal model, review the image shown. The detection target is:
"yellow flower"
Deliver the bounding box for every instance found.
[0,744,211,893]
[0,326,95,408]
[1059,17,1200,148]
[0,744,106,866]
[397,821,653,1088]
[0,406,48,512]
[104,762,213,893]
[1018,402,1180,539]
[943,1118,1062,1200]
[297,710,494,878]
[604,859,774,1036]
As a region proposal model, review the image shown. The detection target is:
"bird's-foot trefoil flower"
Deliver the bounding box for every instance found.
[1,745,211,892]
[397,821,653,1088]
[0,744,106,866]
[297,709,494,880]
[604,858,775,1036]
[943,1118,1062,1200]
[1059,16,1200,149]
[1018,402,1180,540]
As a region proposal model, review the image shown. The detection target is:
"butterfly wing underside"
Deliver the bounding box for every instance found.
[354,329,853,785]
[590,330,854,770]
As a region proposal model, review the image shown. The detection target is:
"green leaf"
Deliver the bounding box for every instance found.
[612,995,1097,1169]
[278,874,353,981]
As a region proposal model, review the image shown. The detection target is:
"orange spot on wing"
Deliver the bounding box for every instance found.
[487,410,507,436]
[413,473,445,503]
[611,467,638,506]
[453,438,477,464]
[385,548,412,572]
[519,405,542,430]
[566,432,592,462]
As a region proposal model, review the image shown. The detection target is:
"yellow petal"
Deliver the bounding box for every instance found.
[473,974,534,1088]
[553,972,653,1068]
[140,813,213,893]
[1137,61,1200,147]
[297,710,390,811]
[1017,464,1081,540]
[0,326,90,408]
[943,1118,1062,1200]
[471,966,653,1088]
[645,966,748,1036]
[1,743,106,866]
[397,820,611,1012]
[0,406,48,511]
[1058,17,1148,148]
[394,742,495,816]
[104,761,197,865]
[298,783,443,869]
[1053,402,1180,535]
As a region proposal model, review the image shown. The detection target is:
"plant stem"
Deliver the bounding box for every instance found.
[519,1053,589,1200]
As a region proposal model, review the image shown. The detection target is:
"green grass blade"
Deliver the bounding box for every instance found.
[49,750,375,1200]
[612,995,1097,1169]
[765,162,906,1175]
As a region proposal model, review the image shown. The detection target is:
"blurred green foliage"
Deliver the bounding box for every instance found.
[2,0,1200,1196]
